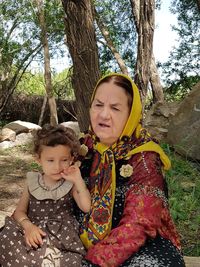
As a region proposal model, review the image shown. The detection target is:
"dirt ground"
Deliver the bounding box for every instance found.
[0,147,34,227]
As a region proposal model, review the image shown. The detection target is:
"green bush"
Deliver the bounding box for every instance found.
[163,144,200,256]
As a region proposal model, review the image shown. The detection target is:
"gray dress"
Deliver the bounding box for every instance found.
[0,172,85,267]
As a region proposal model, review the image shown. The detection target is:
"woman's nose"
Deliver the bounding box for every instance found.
[100,107,111,119]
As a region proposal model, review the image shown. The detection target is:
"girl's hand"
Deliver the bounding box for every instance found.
[23,221,46,248]
[61,164,82,184]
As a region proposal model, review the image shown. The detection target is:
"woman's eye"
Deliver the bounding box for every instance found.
[112,107,120,111]
[95,104,103,107]
[47,159,54,162]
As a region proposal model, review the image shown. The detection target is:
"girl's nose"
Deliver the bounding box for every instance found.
[55,161,62,171]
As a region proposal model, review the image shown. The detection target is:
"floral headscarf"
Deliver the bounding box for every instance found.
[80,73,171,248]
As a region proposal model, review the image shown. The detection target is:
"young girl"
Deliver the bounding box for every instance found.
[0,124,91,267]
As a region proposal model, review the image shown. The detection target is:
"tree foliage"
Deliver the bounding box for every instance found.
[161,0,200,98]
[53,68,75,100]
[0,0,41,112]
[94,0,137,74]
[16,72,45,95]
[16,69,74,100]
[94,0,164,103]
[1,0,199,123]
[0,0,65,114]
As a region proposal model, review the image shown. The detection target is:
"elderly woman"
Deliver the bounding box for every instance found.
[77,73,185,267]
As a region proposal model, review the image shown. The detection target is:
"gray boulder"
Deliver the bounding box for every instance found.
[3,120,41,135]
[0,121,40,150]
[60,121,80,137]
[144,102,179,142]
[167,82,200,161]
[0,128,16,142]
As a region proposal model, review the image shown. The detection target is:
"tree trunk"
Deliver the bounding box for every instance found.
[94,8,129,75]
[35,0,58,126]
[196,0,200,12]
[62,0,100,131]
[38,94,47,126]
[132,0,155,100]
[150,55,164,103]
[130,0,164,103]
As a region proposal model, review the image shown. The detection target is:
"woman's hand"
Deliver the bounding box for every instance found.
[22,220,46,248]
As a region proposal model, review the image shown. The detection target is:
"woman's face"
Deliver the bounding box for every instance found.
[90,81,130,146]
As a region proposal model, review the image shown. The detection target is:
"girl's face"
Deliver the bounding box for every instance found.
[90,81,130,146]
[37,144,73,185]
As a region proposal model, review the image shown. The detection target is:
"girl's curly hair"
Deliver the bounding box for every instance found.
[33,124,80,160]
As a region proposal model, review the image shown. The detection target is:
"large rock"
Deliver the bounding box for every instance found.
[144,102,179,142]
[3,120,41,134]
[60,121,80,137]
[167,82,200,161]
[14,132,33,146]
[0,121,80,150]
[0,133,34,150]
[0,140,15,149]
[0,128,16,142]
[0,121,40,150]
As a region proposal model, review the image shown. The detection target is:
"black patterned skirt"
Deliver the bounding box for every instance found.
[82,235,185,267]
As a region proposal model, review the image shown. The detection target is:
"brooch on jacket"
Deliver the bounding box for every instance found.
[119,164,133,178]
[80,144,89,156]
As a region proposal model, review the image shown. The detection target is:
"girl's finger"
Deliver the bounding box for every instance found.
[26,236,38,248]
[30,238,39,248]
[39,228,46,237]
[25,237,32,248]
[36,235,43,245]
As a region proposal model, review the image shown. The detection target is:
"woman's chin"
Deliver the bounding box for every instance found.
[98,136,116,147]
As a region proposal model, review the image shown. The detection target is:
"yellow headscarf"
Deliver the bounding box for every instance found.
[80,73,171,248]
[92,73,171,169]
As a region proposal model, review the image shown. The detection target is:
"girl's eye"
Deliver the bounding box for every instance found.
[47,159,54,162]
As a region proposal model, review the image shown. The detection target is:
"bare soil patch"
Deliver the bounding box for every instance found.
[0,146,35,227]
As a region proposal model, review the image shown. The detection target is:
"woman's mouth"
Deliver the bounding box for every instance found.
[99,123,110,128]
